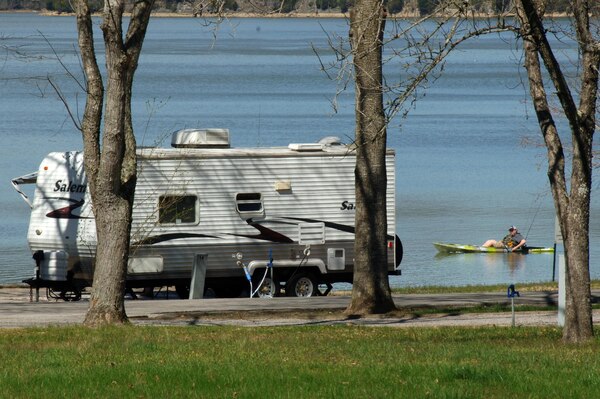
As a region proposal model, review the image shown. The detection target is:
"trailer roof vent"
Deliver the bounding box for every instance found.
[171,128,230,148]
[318,136,343,146]
[288,143,324,152]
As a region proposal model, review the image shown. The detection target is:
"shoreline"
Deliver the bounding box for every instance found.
[2,9,350,18]
[1,9,570,19]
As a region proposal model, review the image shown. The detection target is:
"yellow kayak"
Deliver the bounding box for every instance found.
[433,242,554,254]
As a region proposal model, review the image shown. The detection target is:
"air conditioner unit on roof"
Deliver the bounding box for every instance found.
[171,128,230,148]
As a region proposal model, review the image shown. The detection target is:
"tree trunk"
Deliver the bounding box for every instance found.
[74,0,153,326]
[346,0,395,315]
[515,0,598,342]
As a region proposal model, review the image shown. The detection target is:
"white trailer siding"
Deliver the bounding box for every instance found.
[133,147,395,276]
[27,152,96,259]
[24,144,397,291]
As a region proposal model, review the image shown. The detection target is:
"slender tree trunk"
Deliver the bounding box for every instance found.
[74,0,153,326]
[346,0,395,315]
[516,0,598,342]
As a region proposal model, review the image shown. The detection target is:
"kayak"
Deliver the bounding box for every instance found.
[433,242,555,254]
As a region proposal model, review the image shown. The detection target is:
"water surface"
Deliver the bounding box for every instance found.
[0,14,597,288]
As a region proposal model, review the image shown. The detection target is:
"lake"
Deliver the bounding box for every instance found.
[0,13,598,288]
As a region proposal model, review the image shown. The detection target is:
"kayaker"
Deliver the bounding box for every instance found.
[482,225,527,252]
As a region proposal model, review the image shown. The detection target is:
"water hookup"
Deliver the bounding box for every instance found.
[233,250,274,298]
[507,284,520,327]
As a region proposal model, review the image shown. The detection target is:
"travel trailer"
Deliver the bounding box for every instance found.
[12,129,402,299]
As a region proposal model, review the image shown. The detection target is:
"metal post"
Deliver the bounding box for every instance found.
[507,284,520,327]
[558,249,566,327]
[552,243,557,282]
[554,216,565,327]
[189,254,208,300]
[511,296,515,327]
[33,250,43,303]
[35,268,40,303]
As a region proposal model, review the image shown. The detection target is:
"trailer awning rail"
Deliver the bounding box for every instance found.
[11,171,38,209]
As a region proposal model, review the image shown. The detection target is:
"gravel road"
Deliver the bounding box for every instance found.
[1,286,598,328]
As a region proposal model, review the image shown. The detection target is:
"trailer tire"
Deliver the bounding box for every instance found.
[254,276,279,298]
[59,289,82,302]
[395,235,404,266]
[286,273,317,297]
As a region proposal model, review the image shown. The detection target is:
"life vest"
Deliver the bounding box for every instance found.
[502,234,515,247]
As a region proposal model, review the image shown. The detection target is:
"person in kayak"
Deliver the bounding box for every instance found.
[482,225,527,252]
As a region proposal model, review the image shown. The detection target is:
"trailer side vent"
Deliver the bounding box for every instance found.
[171,128,230,148]
[235,193,264,217]
[298,222,325,245]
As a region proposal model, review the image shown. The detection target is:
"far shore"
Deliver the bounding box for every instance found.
[1,9,352,18]
[59,10,351,19]
[3,8,570,19]
[3,8,572,20]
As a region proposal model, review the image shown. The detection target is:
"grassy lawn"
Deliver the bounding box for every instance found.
[391,280,600,294]
[1,325,599,398]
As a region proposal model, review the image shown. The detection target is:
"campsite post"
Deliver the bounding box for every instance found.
[507,284,520,327]
[555,216,565,327]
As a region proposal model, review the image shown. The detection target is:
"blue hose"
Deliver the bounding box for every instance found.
[267,248,273,269]
[243,266,251,282]
[507,284,520,298]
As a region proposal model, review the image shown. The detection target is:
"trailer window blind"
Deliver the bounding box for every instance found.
[158,195,197,224]
[235,193,263,215]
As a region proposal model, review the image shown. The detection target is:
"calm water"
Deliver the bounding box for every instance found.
[0,14,598,287]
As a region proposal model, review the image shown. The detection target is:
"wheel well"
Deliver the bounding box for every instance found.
[252,266,323,284]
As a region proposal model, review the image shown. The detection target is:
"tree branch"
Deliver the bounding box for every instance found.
[73,0,104,186]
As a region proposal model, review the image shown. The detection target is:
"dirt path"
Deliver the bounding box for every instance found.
[1,285,598,328]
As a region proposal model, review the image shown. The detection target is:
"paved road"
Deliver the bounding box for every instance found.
[1,288,598,328]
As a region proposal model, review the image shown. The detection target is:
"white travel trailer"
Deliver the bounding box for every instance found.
[12,129,402,299]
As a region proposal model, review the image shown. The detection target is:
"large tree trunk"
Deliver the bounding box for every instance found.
[516,0,598,342]
[74,0,153,326]
[346,0,395,315]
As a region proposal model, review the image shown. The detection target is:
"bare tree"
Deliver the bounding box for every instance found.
[379,2,598,342]
[327,1,508,315]
[380,0,598,342]
[514,0,599,342]
[346,0,396,314]
[327,0,597,332]
[74,0,154,325]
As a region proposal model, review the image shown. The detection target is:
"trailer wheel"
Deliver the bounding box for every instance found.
[286,273,317,297]
[59,289,82,302]
[254,276,279,298]
[47,287,82,302]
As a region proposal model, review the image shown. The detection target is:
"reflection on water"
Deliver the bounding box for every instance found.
[433,253,526,272]
[419,252,556,288]
[504,253,526,272]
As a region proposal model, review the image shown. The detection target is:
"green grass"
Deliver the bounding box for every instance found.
[333,282,559,296]
[391,280,600,294]
[1,326,599,398]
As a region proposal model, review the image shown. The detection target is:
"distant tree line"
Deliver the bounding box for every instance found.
[40,0,240,13]
[2,0,574,15]
[417,0,571,15]
[310,0,569,14]
[44,0,101,12]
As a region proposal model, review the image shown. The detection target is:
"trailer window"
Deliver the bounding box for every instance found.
[158,195,198,224]
[235,193,264,215]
